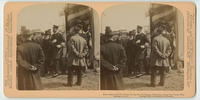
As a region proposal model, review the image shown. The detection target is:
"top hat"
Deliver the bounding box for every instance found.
[105,26,113,36]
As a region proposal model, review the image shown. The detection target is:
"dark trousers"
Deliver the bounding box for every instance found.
[144,58,150,74]
[127,57,135,75]
[40,57,50,76]
[67,65,83,85]
[151,66,167,86]
[60,58,67,74]
[51,59,60,74]
[135,59,145,74]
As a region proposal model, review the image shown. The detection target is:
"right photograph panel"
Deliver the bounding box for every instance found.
[100,3,184,90]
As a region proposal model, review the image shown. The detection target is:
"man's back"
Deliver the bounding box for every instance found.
[101,41,126,66]
[154,35,170,54]
[152,34,171,67]
[68,34,88,67]
[70,34,87,53]
[17,41,44,66]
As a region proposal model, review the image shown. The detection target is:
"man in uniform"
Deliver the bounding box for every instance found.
[150,24,172,87]
[100,26,127,90]
[50,25,65,77]
[134,25,149,77]
[66,24,88,86]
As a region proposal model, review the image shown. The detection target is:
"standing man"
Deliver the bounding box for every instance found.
[135,25,149,77]
[17,33,45,90]
[150,24,172,87]
[164,25,176,71]
[144,32,151,75]
[126,30,136,76]
[100,26,127,90]
[40,29,51,76]
[50,25,65,77]
[66,24,88,87]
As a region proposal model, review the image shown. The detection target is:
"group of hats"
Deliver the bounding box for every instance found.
[105,25,142,36]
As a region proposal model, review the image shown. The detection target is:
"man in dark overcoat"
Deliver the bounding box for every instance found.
[150,24,172,87]
[17,33,45,90]
[100,26,127,90]
[50,25,65,77]
[126,30,137,76]
[40,29,52,76]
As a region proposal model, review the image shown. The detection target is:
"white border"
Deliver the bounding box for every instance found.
[0,0,199,100]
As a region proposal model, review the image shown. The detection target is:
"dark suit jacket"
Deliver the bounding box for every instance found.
[50,32,65,59]
[135,33,149,60]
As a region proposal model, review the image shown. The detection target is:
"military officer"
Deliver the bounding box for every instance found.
[134,25,149,77]
[50,25,65,77]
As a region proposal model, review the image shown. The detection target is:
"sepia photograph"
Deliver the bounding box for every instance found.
[16,3,100,90]
[100,3,184,90]
[3,2,195,97]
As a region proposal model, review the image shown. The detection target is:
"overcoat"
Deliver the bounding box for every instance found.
[100,41,127,90]
[17,41,45,90]
[126,39,137,66]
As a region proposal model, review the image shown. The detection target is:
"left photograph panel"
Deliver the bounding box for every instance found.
[16,3,100,90]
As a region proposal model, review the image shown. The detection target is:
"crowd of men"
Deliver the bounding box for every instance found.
[17,23,93,90]
[100,23,176,90]
[16,20,176,90]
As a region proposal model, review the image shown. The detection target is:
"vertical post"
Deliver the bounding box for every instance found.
[149,4,154,52]
[64,3,69,42]
[149,4,153,35]
[89,8,95,68]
